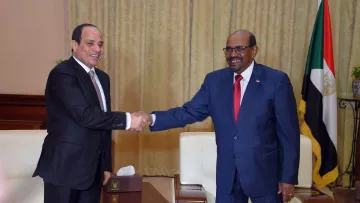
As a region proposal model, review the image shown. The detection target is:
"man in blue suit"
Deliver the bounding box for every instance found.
[145,30,300,203]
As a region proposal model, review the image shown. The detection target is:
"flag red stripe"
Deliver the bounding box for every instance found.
[323,0,335,75]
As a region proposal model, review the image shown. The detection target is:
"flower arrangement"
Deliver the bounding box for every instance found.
[351,66,360,79]
[352,66,360,97]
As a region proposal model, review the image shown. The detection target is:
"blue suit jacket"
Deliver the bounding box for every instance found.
[150,62,300,197]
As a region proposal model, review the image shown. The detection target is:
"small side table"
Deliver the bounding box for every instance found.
[102,182,169,203]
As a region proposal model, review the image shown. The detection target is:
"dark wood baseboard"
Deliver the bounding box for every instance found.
[332,187,360,203]
[0,94,46,129]
[174,174,207,203]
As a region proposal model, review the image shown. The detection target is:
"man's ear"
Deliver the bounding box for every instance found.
[252,45,258,58]
[71,40,79,53]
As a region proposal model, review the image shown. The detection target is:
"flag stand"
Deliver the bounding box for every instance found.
[338,96,360,192]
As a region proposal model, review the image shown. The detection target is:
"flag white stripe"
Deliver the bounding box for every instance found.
[310,69,324,94]
[323,59,337,149]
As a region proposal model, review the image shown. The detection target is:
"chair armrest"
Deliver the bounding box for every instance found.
[294,187,335,203]
[174,174,207,203]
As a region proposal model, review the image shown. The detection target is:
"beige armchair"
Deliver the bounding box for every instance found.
[0,130,47,203]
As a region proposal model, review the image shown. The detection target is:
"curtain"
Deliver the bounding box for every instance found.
[68,0,360,186]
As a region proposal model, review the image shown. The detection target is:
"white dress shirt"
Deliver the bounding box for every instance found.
[233,60,254,105]
[73,56,132,130]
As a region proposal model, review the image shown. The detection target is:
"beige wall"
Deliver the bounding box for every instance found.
[0,0,67,95]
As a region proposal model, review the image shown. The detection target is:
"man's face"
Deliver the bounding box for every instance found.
[72,26,104,68]
[224,33,258,73]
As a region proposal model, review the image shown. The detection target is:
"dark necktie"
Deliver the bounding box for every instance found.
[234,75,243,122]
[89,70,105,111]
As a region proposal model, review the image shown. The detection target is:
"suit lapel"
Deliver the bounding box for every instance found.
[221,68,237,125]
[70,57,102,108]
[236,63,262,126]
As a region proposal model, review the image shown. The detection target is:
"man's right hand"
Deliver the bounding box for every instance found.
[130,111,152,132]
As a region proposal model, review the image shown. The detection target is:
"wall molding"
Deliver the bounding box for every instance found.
[0,94,46,129]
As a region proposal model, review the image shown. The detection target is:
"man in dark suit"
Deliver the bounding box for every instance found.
[33,24,149,203]
[143,30,300,203]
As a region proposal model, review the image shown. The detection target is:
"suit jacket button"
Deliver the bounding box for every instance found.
[234,136,238,140]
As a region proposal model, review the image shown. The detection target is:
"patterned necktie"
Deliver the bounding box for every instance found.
[88,70,104,111]
[234,74,243,122]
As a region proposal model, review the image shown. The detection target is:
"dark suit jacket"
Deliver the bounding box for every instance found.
[33,57,126,190]
[150,62,300,197]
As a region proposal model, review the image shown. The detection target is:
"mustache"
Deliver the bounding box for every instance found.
[227,57,243,61]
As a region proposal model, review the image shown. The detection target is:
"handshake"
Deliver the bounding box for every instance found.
[129,111,153,132]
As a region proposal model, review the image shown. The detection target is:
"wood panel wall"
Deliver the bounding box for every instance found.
[0,94,46,129]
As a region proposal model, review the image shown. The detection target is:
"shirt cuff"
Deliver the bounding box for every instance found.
[126,112,131,130]
[151,114,156,126]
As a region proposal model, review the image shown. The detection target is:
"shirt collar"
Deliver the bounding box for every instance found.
[73,56,95,73]
[233,60,254,82]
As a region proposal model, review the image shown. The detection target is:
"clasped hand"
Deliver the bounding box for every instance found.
[129,111,152,132]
